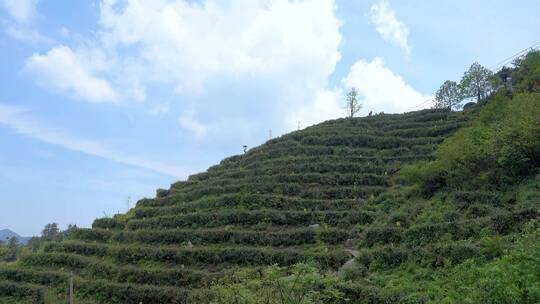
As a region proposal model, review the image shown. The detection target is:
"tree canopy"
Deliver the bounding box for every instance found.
[345,88,361,118]
[434,80,463,110]
[460,62,495,102]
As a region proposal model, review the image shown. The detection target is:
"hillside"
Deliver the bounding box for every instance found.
[0,108,471,303]
[0,50,539,304]
[0,230,30,246]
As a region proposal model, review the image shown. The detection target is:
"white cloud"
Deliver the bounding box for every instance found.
[0,104,187,177]
[178,111,208,138]
[5,25,50,44]
[0,0,38,24]
[286,88,343,130]
[24,46,118,103]
[21,0,342,137]
[342,57,431,114]
[370,0,410,54]
[1,0,52,44]
[89,0,342,136]
[97,0,341,91]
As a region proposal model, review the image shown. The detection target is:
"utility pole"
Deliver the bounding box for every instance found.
[297,121,301,131]
[268,129,272,140]
[127,196,131,211]
[69,271,74,304]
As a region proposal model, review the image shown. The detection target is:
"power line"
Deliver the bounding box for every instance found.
[409,97,436,111]
[407,41,540,112]
[488,41,540,70]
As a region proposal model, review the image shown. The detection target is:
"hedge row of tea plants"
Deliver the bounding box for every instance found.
[127,210,373,230]
[72,227,354,246]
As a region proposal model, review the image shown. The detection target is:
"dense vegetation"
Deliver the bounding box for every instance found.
[1,51,539,303]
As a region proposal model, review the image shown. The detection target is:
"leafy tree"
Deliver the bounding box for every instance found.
[460,62,495,102]
[434,80,463,110]
[41,223,60,240]
[512,50,540,93]
[4,237,19,262]
[0,244,8,260]
[345,88,361,118]
[62,224,79,239]
[26,237,42,253]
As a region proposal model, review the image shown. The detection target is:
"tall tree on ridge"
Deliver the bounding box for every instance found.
[345,87,362,118]
[434,80,464,110]
[461,62,495,102]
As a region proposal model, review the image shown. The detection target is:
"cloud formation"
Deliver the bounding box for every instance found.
[370,0,410,54]
[24,46,118,103]
[0,104,186,177]
[22,0,344,139]
[97,0,342,137]
[342,57,431,113]
[0,0,38,23]
[99,0,341,91]
[0,0,51,44]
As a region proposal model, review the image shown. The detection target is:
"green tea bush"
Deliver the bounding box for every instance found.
[127,210,373,230]
[0,281,45,303]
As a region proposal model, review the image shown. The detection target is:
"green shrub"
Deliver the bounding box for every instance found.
[0,280,45,303]
[402,92,540,193]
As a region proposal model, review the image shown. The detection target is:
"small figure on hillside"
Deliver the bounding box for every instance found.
[187,241,193,248]
[242,145,247,153]
[368,111,373,117]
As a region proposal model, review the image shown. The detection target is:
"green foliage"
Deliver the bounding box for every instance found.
[345,87,361,119]
[0,237,20,263]
[434,80,464,110]
[426,220,540,303]
[208,263,344,304]
[460,62,496,102]
[72,227,353,246]
[41,223,59,241]
[403,92,540,193]
[127,210,373,230]
[0,281,45,303]
[0,245,10,260]
[512,50,540,93]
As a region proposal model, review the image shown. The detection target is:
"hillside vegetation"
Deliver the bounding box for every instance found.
[1,51,539,304]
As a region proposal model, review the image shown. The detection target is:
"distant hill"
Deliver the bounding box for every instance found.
[0,229,31,245]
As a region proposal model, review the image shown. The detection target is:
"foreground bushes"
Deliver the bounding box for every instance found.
[0,280,45,303]
[76,279,189,304]
[425,220,540,303]
[20,253,209,288]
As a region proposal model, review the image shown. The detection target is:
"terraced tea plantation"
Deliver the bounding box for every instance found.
[1,108,526,303]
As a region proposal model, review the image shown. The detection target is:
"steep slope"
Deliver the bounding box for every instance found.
[0,108,471,303]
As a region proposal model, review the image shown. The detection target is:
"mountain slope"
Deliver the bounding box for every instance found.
[0,108,473,303]
[3,50,540,304]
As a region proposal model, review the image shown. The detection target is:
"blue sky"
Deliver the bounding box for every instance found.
[0,0,539,236]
